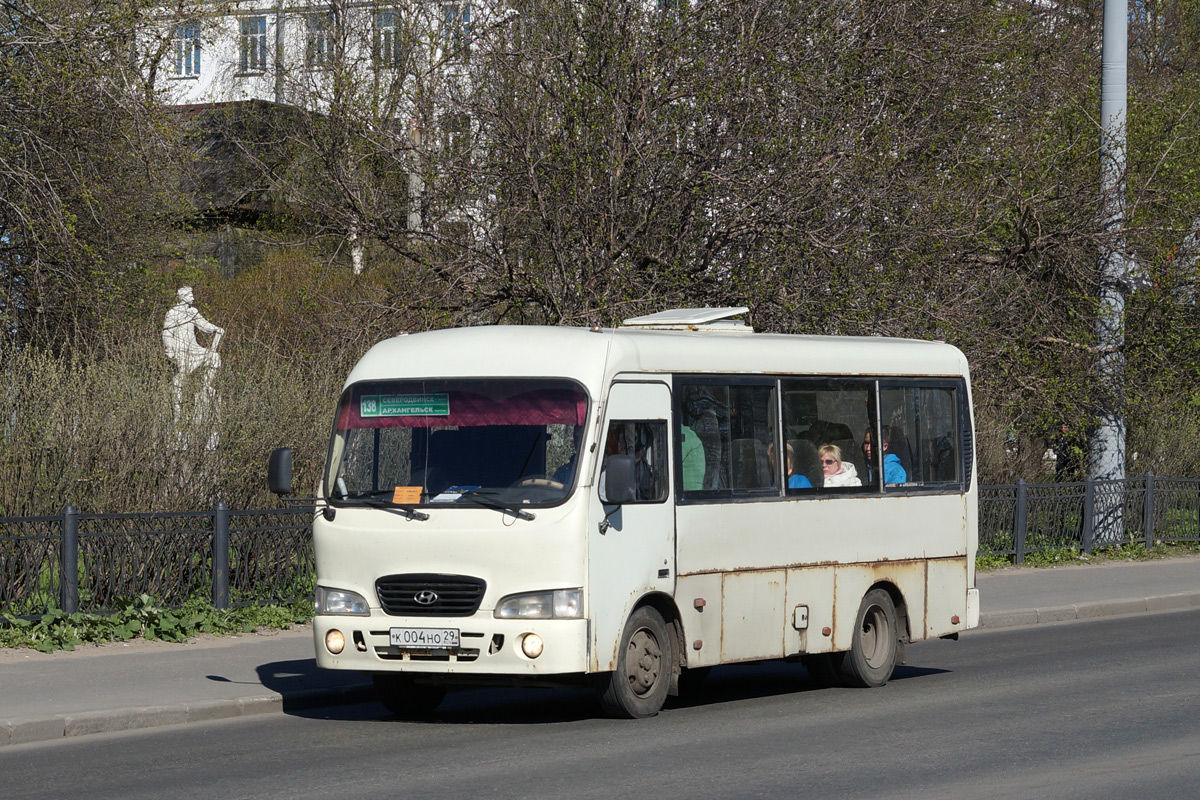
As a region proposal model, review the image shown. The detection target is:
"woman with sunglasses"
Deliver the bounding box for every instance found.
[819,443,861,487]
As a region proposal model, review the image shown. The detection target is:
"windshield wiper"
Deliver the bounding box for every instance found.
[335,490,430,521]
[456,489,536,521]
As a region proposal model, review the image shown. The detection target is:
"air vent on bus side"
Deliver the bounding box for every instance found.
[375,574,487,616]
[963,422,975,488]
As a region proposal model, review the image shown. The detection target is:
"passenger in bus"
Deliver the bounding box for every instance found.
[862,427,908,485]
[770,443,813,489]
[787,444,813,488]
[819,444,861,487]
[682,387,728,490]
[680,425,706,491]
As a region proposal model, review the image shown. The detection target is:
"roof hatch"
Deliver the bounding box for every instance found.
[620,307,753,332]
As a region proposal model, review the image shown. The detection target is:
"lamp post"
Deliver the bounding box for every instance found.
[1091,0,1128,542]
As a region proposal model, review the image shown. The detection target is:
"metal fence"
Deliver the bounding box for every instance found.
[981,473,1200,563]
[3,474,1196,616]
[0,503,315,617]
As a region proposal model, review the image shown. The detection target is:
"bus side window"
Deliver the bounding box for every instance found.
[679,385,729,491]
[601,421,668,503]
[919,388,960,483]
[678,381,777,495]
[879,385,961,488]
[782,381,873,492]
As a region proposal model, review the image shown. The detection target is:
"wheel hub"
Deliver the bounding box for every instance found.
[625,628,662,696]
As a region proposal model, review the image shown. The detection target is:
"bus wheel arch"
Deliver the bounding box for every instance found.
[597,596,679,718]
[873,580,911,665]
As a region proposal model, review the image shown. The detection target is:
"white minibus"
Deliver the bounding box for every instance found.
[270,307,979,718]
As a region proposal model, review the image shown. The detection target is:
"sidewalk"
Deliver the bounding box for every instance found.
[0,626,373,747]
[976,554,1200,628]
[2,556,1198,747]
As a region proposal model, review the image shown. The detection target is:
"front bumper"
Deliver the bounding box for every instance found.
[313,613,590,678]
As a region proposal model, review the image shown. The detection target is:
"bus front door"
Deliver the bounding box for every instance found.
[588,380,676,673]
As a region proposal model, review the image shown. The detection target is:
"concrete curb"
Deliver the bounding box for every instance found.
[0,683,375,748]
[978,591,1200,630]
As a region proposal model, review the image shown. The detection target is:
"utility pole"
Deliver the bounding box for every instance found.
[275,2,286,105]
[1091,0,1128,542]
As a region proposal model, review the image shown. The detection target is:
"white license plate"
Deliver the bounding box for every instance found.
[389,627,460,648]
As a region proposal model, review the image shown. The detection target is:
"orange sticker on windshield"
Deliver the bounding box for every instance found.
[392,486,422,504]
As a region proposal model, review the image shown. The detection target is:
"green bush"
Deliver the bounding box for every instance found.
[0,595,314,653]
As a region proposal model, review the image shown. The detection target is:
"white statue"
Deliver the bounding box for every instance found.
[163,286,224,443]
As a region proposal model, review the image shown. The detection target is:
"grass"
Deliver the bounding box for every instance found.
[0,595,314,653]
[976,540,1200,572]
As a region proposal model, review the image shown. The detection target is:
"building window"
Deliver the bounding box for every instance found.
[441,3,470,60]
[441,111,471,155]
[174,23,201,77]
[239,17,267,74]
[306,12,335,69]
[374,9,404,68]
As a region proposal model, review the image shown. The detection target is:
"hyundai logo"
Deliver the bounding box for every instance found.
[414,590,439,606]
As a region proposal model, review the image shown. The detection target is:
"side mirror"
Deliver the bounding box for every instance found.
[600,454,636,505]
[268,447,293,495]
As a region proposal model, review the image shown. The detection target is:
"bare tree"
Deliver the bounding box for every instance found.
[150,0,1200,488]
[0,0,193,346]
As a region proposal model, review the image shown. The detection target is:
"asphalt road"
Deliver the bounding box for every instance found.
[5,610,1199,800]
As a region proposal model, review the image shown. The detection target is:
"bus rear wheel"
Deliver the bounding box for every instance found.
[373,674,446,716]
[598,606,673,718]
[840,588,899,688]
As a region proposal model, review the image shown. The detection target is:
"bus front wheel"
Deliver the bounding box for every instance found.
[598,606,673,718]
[840,588,899,688]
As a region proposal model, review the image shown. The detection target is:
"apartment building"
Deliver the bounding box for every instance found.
[158,2,476,109]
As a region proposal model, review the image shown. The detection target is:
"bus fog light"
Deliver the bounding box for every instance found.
[326,629,346,654]
[521,633,544,659]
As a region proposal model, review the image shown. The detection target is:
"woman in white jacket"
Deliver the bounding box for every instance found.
[819,444,861,487]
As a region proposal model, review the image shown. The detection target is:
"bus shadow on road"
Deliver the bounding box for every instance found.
[295,685,602,726]
[665,660,950,711]
[287,659,951,726]
[247,658,375,715]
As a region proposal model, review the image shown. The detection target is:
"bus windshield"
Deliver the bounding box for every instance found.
[325,379,589,509]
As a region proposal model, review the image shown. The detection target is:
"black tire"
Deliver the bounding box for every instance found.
[598,606,673,718]
[839,588,900,688]
[372,673,446,716]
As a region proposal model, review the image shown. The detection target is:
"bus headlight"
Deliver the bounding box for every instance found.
[315,586,370,616]
[494,588,583,619]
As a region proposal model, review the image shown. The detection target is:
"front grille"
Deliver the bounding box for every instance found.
[375,573,486,616]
